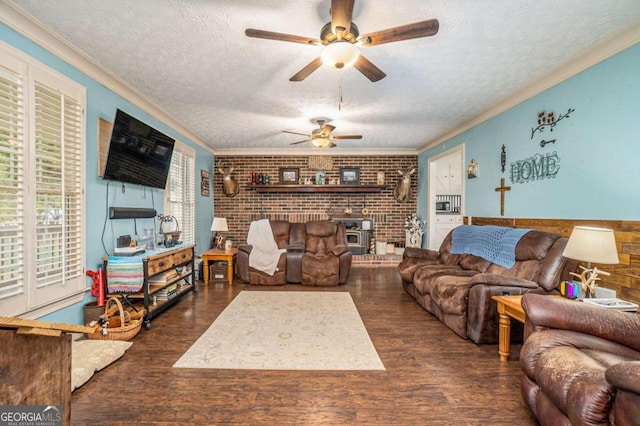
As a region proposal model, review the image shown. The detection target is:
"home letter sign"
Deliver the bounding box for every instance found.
[510,151,560,184]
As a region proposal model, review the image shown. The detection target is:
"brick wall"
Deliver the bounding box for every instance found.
[212,155,418,249]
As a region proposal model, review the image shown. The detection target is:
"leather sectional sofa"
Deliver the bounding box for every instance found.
[237,220,352,286]
[398,226,574,343]
[520,293,640,425]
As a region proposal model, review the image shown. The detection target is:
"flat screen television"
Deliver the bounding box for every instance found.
[103,109,175,189]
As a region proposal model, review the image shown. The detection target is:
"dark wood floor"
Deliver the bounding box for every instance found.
[71,268,537,425]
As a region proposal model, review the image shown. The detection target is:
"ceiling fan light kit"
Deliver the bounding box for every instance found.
[321,41,360,69]
[245,0,439,82]
[284,119,362,149]
[312,138,333,148]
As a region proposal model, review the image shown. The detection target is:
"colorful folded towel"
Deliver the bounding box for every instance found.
[106,256,144,293]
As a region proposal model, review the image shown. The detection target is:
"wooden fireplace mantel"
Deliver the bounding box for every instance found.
[247,184,386,194]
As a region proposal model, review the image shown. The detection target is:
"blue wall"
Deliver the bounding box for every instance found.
[419,43,640,226]
[0,23,215,324]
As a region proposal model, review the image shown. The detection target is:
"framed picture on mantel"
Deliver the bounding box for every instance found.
[279,167,299,184]
[340,167,360,185]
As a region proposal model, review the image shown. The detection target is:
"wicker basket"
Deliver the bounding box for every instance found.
[86,297,143,341]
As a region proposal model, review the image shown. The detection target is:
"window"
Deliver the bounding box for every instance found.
[0,42,86,317]
[165,142,195,245]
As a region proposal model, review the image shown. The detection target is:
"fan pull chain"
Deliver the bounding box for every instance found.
[338,77,343,111]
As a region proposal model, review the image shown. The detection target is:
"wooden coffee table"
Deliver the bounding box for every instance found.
[201,247,237,285]
[492,294,563,361]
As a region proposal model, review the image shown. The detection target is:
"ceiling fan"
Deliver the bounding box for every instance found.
[284,119,362,148]
[245,0,439,82]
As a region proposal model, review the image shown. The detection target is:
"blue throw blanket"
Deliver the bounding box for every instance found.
[450,225,531,269]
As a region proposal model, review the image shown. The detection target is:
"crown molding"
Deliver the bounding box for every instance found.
[418,21,640,153]
[212,147,418,156]
[0,0,212,152]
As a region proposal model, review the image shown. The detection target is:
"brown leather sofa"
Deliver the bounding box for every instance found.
[398,226,574,343]
[520,293,640,425]
[237,220,351,286]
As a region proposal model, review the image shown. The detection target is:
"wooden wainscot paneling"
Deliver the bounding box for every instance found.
[465,217,640,306]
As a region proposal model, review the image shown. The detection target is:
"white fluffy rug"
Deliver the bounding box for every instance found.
[173,291,385,370]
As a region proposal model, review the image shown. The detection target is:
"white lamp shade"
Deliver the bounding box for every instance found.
[562,226,619,264]
[321,41,360,69]
[211,217,229,232]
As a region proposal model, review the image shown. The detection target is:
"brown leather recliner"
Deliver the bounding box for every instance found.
[301,221,352,286]
[520,293,640,425]
[237,220,305,285]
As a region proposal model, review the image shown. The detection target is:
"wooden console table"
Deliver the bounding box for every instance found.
[104,244,196,329]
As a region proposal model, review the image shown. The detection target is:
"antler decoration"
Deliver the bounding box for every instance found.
[569,265,610,298]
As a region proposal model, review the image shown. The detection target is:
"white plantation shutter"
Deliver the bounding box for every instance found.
[0,61,26,305]
[166,142,195,245]
[0,43,85,316]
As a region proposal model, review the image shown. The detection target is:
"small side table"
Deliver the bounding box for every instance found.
[491,295,526,362]
[202,247,237,285]
[492,294,563,361]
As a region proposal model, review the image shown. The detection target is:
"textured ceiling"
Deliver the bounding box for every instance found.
[8,0,640,154]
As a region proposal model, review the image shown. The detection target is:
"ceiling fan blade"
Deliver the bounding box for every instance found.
[326,141,337,148]
[331,0,355,39]
[290,57,323,81]
[332,135,363,140]
[353,55,386,82]
[283,130,309,137]
[245,29,321,45]
[321,124,336,135]
[290,139,311,145]
[358,19,439,47]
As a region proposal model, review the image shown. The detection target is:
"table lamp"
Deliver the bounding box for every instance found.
[211,217,228,250]
[562,226,619,298]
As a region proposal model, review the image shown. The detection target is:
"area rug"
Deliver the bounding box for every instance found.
[173,291,385,370]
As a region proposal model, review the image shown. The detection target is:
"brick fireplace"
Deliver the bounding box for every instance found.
[212,155,418,256]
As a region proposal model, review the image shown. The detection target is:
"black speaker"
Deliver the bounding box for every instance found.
[109,207,157,219]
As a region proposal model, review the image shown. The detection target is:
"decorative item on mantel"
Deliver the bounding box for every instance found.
[339,167,360,185]
[405,213,424,248]
[393,168,416,203]
[308,155,333,171]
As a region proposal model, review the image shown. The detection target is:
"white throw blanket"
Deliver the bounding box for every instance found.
[247,219,286,276]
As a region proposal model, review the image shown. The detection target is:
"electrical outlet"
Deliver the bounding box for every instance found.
[595,287,616,299]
